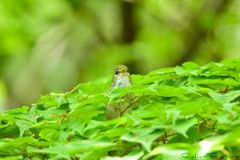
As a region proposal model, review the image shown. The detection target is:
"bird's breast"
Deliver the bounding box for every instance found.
[116,75,132,88]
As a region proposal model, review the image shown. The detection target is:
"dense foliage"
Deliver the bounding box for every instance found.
[1,57,240,160]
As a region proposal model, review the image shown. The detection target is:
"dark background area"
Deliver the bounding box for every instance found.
[0,0,239,110]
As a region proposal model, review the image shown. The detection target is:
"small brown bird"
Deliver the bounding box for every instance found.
[105,65,138,120]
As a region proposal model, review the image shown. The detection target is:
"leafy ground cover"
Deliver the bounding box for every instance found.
[1,57,240,160]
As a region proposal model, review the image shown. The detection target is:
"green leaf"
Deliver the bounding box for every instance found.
[177,102,205,116]
[100,117,127,127]
[209,91,240,104]
[165,108,181,125]
[60,120,86,134]
[0,156,23,160]
[214,112,233,124]
[37,96,56,105]
[127,114,143,126]
[157,85,189,97]
[103,151,144,160]
[15,120,34,137]
[0,124,19,139]
[78,82,104,95]
[71,102,104,122]
[83,120,104,133]
[144,143,199,160]
[131,74,144,84]
[175,62,200,76]
[0,137,34,149]
[136,75,162,85]
[181,128,212,143]
[172,118,197,138]
[147,80,159,93]
[147,67,175,76]
[4,106,29,114]
[40,138,114,154]
[222,102,238,114]
[182,62,200,70]
[121,130,163,152]
[195,78,239,86]
[93,128,129,140]
[39,129,60,141]
[58,128,75,141]
[197,88,213,94]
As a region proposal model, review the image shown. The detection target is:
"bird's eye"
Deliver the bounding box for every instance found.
[115,71,119,75]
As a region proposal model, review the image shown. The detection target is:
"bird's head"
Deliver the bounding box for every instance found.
[114,65,129,76]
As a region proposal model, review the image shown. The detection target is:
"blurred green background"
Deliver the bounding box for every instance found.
[0,0,240,110]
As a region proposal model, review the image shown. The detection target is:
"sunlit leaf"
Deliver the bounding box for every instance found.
[15,120,34,137]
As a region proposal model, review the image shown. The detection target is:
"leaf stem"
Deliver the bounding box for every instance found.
[78,95,89,103]
[139,95,155,102]
[120,95,139,116]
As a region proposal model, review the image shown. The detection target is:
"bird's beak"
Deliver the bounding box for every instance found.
[118,70,126,75]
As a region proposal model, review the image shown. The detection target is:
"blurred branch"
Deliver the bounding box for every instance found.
[121,1,139,74]
[121,1,136,43]
[139,0,233,66]
[123,0,136,3]
[171,0,232,66]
